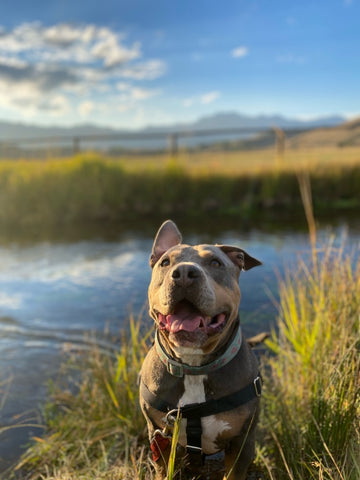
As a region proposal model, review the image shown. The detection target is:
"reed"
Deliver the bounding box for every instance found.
[260,240,360,479]
[13,238,360,479]
[15,316,154,480]
[6,150,360,478]
[0,150,359,229]
[167,411,181,480]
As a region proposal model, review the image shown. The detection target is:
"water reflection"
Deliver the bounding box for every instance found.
[0,221,358,471]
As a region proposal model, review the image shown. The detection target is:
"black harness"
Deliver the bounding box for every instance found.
[140,373,262,457]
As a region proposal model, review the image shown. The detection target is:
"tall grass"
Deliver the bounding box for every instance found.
[260,240,360,479]
[7,157,360,478]
[13,239,360,480]
[15,317,153,480]
[0,151,359,228]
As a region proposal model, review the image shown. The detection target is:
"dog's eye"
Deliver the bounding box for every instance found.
[210,258,222,268]
[160,257,170,267]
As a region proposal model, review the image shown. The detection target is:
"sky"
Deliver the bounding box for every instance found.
[0,0,360,129]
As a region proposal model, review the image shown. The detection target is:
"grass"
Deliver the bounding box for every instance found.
[259,239,360,479]
[0,147,359,229]
[258,175,360,479]
[11,318,153,480]
[9,236,359,480]
[1,146,360,478]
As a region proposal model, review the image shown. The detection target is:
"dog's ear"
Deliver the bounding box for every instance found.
[217,245,262,271]
[150,220,182,268]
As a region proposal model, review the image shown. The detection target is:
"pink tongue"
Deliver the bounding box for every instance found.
[166,304,208,333]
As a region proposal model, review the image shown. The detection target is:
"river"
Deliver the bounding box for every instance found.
[0,218,359,473]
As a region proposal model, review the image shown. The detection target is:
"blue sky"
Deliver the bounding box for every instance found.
[0,0,359,128]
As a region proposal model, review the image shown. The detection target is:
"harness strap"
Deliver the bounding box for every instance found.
[140,374,262,417]
[186,416,203,460]
[141,374,262,457]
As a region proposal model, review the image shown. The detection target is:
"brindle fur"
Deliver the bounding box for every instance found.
[140,220,262,480]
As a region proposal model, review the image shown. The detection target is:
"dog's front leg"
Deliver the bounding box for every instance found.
[224,431,256,480]
[150,432,186,480]
[143,419,171,479]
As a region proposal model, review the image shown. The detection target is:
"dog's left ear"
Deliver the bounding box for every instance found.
[150,220,182,268]
[218,245,262,271]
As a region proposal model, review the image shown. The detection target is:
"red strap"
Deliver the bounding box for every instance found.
[150,433,171,462]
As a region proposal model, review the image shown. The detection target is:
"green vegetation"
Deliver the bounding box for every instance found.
[10,238,359,480]
[13,318,153,480]
[1,147,360,478]
[260,242,360,479]
[0,148,359,229]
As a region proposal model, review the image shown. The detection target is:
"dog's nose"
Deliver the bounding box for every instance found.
[171,263,201,286]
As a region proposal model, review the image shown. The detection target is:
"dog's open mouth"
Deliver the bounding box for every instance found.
[158,300,227,335]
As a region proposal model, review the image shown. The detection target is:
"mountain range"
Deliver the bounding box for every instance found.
[0,112,346,141]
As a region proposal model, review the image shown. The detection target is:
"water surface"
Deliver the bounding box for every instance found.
[0,220,358,472]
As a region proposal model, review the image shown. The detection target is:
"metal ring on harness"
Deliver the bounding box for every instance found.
[166,408,180,426]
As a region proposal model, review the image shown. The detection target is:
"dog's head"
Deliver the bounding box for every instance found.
[148,220,261,355]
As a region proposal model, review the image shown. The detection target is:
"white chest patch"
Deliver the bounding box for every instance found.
[177,375,231,454]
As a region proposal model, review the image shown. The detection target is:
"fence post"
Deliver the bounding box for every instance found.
[273,127,285,160]
[73,137,80,154]
[168,133,178,156]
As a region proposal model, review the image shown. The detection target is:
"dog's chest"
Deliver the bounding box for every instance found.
[177,374,231,454]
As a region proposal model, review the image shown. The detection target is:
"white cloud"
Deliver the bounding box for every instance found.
[44,23,97,47]
[91,33,141,67]
[0,74,71,118]
[0,23,141,67]
[342,111,360,119]
[78,100,95,117]
[0,22,166,119]
[0,55,27,68]
[0,292,22,309]
[130,87,158,100]
[183,91,220,108]
[116,82,131,91]
[120,59,167,80]
[39,95,70,114]
[200,91,220,104]
[231,46,248,58]
[183,97,194,108]
[116,82,159,101]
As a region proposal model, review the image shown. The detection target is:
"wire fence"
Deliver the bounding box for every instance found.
[0,126,319,159]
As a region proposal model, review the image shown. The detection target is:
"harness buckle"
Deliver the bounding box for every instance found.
[153,428,172,440]
[253,375,262,397]
[167,361,184,377]
[166,408,181,426]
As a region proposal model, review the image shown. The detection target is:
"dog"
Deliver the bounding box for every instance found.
[139,220,262,479]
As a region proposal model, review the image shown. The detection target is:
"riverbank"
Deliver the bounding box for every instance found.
[10,239,360,480]
[0,148,359,230]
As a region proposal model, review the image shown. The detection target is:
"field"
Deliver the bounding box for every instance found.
[12,240,360,480]
[1,146,360,479]
[0,146,359,231]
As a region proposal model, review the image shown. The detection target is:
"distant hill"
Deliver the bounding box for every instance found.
[190,112,345,130]
[142,111,345,133]
[0,112,346,141]
[0,121,119,140]
[287,117,360,148]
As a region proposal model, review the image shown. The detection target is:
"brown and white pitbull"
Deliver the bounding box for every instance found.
[139,220,262,480]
